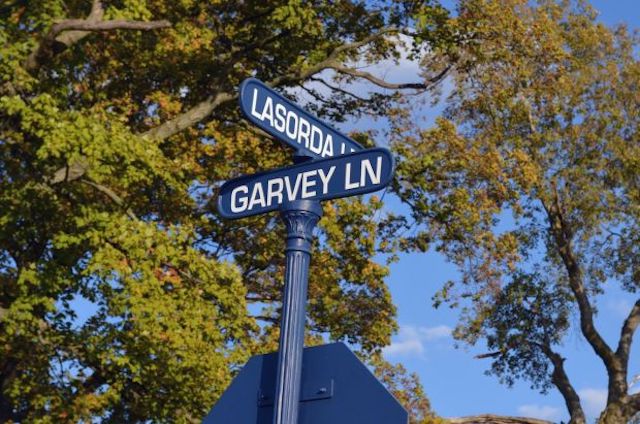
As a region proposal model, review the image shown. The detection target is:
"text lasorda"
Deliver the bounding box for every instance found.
[239,78,363,159]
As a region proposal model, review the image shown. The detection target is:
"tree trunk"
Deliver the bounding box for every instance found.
[598,402,631,424]
[539,342,586,424]
[447,414,552,424]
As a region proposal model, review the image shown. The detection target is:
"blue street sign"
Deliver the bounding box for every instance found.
[217,148,393,219]
[203,343,409,424]
[239,78,363,159]
[207,80,403,424]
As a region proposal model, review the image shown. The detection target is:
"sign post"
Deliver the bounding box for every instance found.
[217,148,394,423]
[273,199,322,424]
[206,78,407,424]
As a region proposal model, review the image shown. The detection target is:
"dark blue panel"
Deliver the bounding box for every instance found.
[217,148,394,219]
[239,78,363,159]
[203,343,408,424]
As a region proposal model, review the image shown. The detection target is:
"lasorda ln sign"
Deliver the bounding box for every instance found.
[239,78,363,159]
[218,147,393,219]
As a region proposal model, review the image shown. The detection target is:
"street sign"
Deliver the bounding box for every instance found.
[239,78,363,159]
[209,78,405,424]
[217,147,393,219]
[203,343,409,424]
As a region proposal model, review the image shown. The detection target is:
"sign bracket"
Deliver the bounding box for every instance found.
[258,378,334,407]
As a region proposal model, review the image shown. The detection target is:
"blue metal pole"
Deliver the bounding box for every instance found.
[272,199,322,424]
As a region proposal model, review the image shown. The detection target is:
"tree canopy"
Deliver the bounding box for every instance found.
[8,1,637,422]
[0,0,455,422]
[392,1,640,423]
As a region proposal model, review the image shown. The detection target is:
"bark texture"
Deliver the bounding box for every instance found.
[447,414,552,424]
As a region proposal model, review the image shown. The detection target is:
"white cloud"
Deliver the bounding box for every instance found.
[419,324,452,340]
[382,324,452,358]
[579,388,607,419]
[517,404,563,422]
[606,298,633,319]
[382,336,425,357]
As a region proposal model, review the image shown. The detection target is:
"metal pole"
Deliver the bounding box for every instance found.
[272,199,322,424]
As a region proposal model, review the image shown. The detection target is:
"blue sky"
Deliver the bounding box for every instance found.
[338,1,640,422]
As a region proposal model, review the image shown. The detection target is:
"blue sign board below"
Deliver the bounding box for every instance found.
[217,147,393,219]
[202,343,408,424]
[239,78,363,159]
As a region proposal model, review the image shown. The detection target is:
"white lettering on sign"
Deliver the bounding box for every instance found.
[317,166,335,194]
[267,178,284,206]
[228,158,382,214]
[344,157,382,190]
[231,186,249,213]
[362,157,382,185]
[250,88,341,158]
[285,110,298,140]
[301,170,317,198]
[275,104,286,132]
[248,182,266,209]
[299,118,311,153]
[285,172,302,200]
[345,163,359,190]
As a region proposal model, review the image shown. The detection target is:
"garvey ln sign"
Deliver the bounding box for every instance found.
[218,147,393,219]
[239,78,363,159]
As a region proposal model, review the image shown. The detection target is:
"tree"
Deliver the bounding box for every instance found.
[370,353,444,424]
[0,0,454,421]
[392,1,640,423]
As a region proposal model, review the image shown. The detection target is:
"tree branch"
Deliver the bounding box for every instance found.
[330,63,450,90]
[141,29,400,141]
[143,30,400,140]
[616,298,640,365]
[0,358,22,422]
[143,28,435,142]
[541,191,617,367]
[49,19,171,35]
[309,76,369,101]
[26,0,170,73]
[474,351,501,359]
[252,315,278,324]
[535,341,586,423]
[53,0,104,49]
[81,370,106,392]
[48,159,90,185]
[47,26,443,182]
[300,85,329,104]
[541,188,630,405]
[142,92,234,141]
[324,27,401,63]
[246,295,278,302]
[80,178,137,221]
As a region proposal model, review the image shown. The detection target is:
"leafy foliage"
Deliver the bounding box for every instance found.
[392,0,640,422]
[0,0,452,422]
[370,353,445,424]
